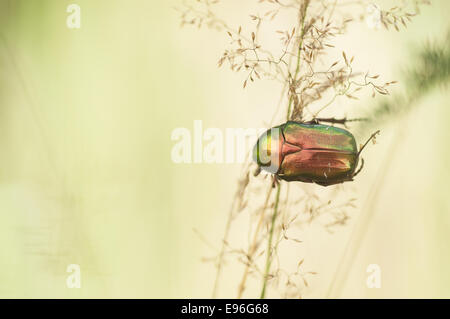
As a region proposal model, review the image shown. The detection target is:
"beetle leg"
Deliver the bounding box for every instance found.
[352,158,365,178]
[253,166,262,177]
[357,130,381,157]
[272,175,280,188]
[313,117,368,126]
[303,119,319,125]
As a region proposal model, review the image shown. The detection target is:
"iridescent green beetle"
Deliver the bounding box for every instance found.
[253,120,379,186]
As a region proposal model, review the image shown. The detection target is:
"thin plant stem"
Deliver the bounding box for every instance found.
[260,183,282,299]
[286,0,309,121]
[259,1,310,299]
[212,197,237,298]
[237,185,274,298]
[212,162,252,298]
[293,2,309,80]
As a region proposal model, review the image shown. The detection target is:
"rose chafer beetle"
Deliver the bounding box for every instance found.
[253,120,379,186]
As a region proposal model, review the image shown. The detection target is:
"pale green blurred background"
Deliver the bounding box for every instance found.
[0,0,449,298]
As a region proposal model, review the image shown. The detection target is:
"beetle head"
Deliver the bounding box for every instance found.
[253,127,283,174]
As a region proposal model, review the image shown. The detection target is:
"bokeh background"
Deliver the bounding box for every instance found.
[0,0,449,298]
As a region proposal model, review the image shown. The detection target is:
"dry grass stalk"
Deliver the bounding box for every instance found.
[180,0,428,298]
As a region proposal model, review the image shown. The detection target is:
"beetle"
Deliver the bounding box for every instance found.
[253,120,379,186]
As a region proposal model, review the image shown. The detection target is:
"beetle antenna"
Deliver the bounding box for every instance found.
[357,130,380,157]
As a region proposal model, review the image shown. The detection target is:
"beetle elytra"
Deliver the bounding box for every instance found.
[253,120,379,186]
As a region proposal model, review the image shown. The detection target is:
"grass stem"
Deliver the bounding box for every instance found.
[286,1,309,121]
[237,185,274,298]
[260,183,282,299]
